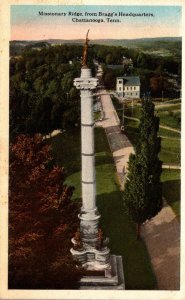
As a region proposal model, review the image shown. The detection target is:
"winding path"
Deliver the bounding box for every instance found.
[124,115,181,133]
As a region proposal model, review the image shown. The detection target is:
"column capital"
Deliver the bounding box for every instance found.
[74,77,98,90]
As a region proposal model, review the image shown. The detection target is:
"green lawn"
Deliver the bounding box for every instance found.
[124,118,180,164]
[158,127,181,138]
[153,99,181,105]
[122,114,181,166]
[162,99,181,104]
[112,95,181,131]
[161,169,180,218]
[157,111,181,130]
[49,127,156,289]
[50,129,81,200]
[156,103,181,112]
[112,98,181,218]
[155,103,181,130]
[124,118,139,146]
[160,138,180,165]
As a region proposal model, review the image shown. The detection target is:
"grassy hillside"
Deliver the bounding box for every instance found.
[112,96,181,217]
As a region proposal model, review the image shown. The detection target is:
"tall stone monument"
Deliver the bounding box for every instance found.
[70,30,125,289]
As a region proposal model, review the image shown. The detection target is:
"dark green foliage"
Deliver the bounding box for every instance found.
[92,44,124,65]
[123,97,163,235]
[103,69,116,89]
[10,45,82,138]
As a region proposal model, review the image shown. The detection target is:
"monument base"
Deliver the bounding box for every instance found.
[79,255,125,290]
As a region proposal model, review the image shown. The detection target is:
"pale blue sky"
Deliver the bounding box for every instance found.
[11,5,182,40]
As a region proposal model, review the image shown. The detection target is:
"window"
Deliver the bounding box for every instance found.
[118,80,122,84]
[136,92,137,95]
[127,87,129,90]
[119,87,122,91]
[130,87,132,90]
[134,87,136,90]
[131,93,132,96]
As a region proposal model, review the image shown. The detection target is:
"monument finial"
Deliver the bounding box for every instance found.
[82,29,90,67]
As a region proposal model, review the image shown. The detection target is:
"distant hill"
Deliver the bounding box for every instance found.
[91,37,181,48]
[10,37,182,56]
[11,36,181,46]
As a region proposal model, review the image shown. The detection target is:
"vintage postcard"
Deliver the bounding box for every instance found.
[0,0,184,299]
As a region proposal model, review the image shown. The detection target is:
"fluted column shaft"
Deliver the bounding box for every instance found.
[81,90,96,212]
[71,67,110,271]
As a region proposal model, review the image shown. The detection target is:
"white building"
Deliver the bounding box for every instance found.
[116,76,140,99]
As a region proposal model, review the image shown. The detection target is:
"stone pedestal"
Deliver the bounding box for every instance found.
[79,255,125,290]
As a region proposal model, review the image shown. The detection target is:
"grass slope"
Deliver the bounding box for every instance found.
[160,138,180,165]
[49,127,156,289]
[161,169,180,219]
[112,96,181,217]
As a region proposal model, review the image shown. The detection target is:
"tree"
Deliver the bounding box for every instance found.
[10,45,81,136]
[150,75,163,96]
[123,96,163,239]
[103,69,116,89]
[105,53,113,65]
[9,134,82,289]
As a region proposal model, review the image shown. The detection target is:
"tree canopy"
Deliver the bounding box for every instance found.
[123,97,163,239]
[10,43,181,138]
[10,45,83,138]
[9,134,82,289]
